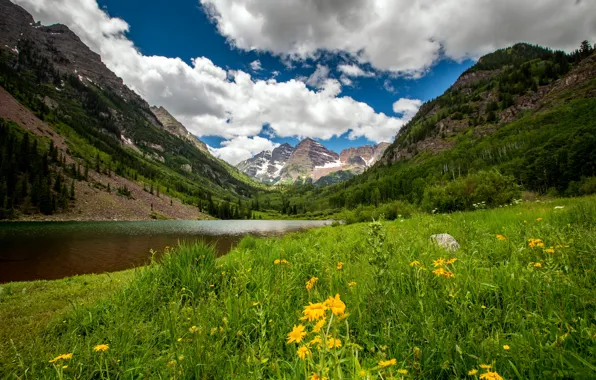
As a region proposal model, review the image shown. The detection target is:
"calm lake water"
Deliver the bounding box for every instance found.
[0,220,331,283]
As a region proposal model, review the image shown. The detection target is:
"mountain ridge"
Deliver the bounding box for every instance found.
[237,139,390,184]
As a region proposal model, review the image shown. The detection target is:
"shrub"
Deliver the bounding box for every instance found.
[422,170,521,213]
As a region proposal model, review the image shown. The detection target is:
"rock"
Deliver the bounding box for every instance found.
[181,164,192,173]
[430,234,460,252]
[43,95,58,110]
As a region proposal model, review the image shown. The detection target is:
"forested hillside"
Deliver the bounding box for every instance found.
[0,0,265,220]
[260,43,596,217]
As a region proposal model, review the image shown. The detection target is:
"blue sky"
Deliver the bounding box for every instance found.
[19,0,593,164]
[97,0,473,154]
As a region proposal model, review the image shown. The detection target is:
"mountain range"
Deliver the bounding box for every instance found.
[236,139,389,184]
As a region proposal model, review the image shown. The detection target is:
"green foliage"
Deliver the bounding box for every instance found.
[0,118,75,218]
[421,170,521,213]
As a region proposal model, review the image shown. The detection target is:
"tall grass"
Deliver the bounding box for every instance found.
[3,197,596,379]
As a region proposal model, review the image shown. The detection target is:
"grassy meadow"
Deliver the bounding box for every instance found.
[1,197,596,379]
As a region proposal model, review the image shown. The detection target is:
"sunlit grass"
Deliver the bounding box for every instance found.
[1,196,595,378]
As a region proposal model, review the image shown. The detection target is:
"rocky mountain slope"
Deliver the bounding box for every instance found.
[0,0,259,220]
[150,106,209,154]
[237,139,390,184]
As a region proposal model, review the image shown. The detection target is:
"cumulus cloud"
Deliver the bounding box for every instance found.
[210,136,279,165]
[249,59,262,71]
[393,98,423,120]
[338,63,375,78]
[305,64,330,88]
[201,0,596,75]
[13,0,421,164]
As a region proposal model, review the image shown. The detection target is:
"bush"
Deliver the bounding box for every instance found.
[339,200,417,224]
[422,170,521,213]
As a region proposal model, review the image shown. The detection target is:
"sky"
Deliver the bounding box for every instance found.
[12,0,596,165]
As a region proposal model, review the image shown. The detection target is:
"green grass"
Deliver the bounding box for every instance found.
[1,197,596,378]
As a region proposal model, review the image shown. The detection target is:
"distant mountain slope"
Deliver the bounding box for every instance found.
[0,0,259,220]
[237,139,390,184]
[278,43,596,212]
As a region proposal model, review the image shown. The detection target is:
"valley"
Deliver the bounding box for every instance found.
[0,0,595,379]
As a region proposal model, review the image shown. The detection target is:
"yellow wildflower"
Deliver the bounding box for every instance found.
[481,305,487,309]
[468,369,478,375]
[534,262,542,268]
[496,234,507,241]
[326,337,342,349]
[528,238,545,248]
[93,344,109,352]
[536,218,543,222]
[503,345,510,350]
[359,370,367,377]
[177,338,182,342]
[323,294,346,316]
[336,261,343,270]
[309,335,322,348]
[480,371,503,380]
[274,259,281,264]
[189,325,200,333]
[312,318,326,333]
[409,260,422,267]
[287,324,307,344]
[348,281,357,287]
[310,373,321,380]
[446,258,458,265]
[397,369,408,375]
[301,302,327,322]
[167,360,177,367]
[544,248,555,254]
[49,353,73,363]
[433,258,446,267]
[297,345,311,359]
[432,267,455,278]
[379,358,397,368]
[306,276,319,291]
[281,259,289,264]
[479,364,491,369]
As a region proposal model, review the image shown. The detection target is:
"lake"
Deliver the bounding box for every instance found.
[0,220,331,283]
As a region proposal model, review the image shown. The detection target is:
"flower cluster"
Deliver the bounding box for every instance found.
[49,353,72,364]
[468,364,503,380]
[432,257,456,278]
[274,259,289,265]
[528,238,544,248]
[336,261,343,270]
[286,294,358,377]
[495,234,507,241]
[306,276,319,292]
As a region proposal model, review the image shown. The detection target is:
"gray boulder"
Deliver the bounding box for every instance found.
[430,234,460,252]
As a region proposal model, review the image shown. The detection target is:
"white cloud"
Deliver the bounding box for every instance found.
[13,0,422,164]
[200,0,596,75]
[210,136,279,165]
[339,75,353,87]
[393,98,423,120]
[249,59,262,71]
[305,64,330,88]
[338,63,375,77]
[383,79,397,94]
